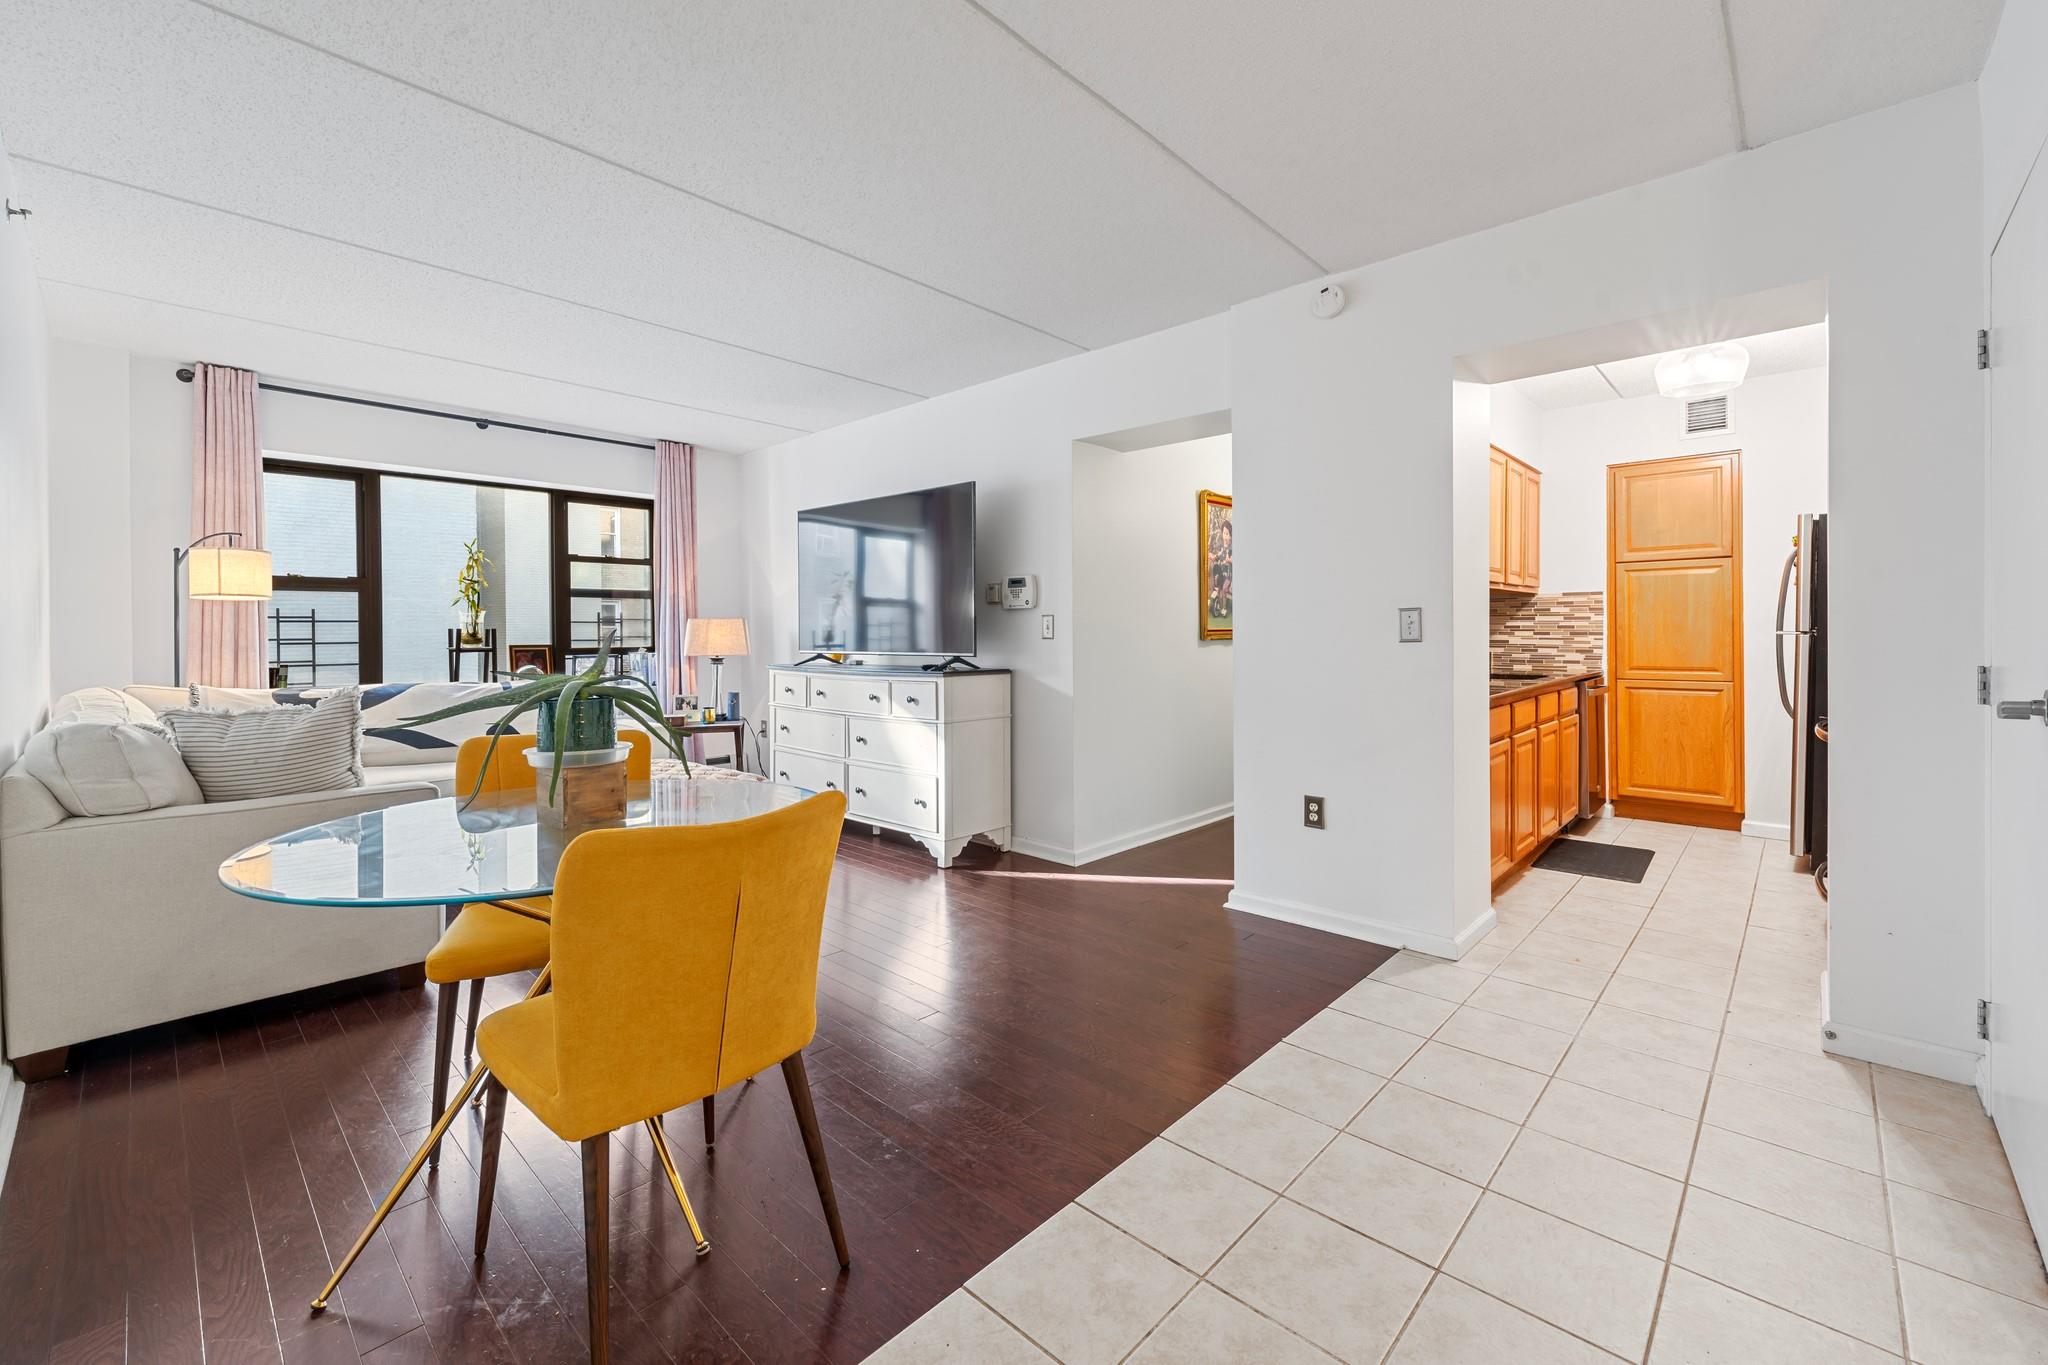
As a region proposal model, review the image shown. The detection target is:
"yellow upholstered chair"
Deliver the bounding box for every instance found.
[471,791,849,1364]
[424,730,653,1166]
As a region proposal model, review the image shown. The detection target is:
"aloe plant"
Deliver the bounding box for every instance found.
[377,634,690,806]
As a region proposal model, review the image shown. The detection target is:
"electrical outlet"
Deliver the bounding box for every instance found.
[1304,795,1326,829]
[1040,613,1056,639]
[1398,607,1424,642]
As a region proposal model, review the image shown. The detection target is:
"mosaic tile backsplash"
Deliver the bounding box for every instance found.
[1491,591,1605,674]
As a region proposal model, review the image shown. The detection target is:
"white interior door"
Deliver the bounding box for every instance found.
[1986,158,2048,1242]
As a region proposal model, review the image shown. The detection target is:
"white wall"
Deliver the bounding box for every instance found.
[41,344,746,687]
[1981,0,2048,246]
[0,137,51,1122]
[1229,87,1985,1078]
[1072,434,1233,860]
[740,315,1230,862]
[1525,367,1828,836]
[1487,382,1543,470]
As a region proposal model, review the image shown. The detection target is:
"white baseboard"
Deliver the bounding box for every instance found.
[1740,818,1791,840]
[1074,804,1232,866]
[0,1071,23,1199]
[1225,889,1495,961]
[1823,1019,1983,1086]
[1007,837,1077,865]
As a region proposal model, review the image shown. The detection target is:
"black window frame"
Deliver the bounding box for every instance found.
[554,493,657,659]
[261,458,655,681]
[264,459,383,685]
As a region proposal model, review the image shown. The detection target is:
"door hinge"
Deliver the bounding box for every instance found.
[1978,329,1991,370]
[1978,998,1991,1041]
[1978,665,1992,706]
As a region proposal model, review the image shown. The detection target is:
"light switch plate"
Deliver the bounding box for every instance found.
[984,582,1002,606]
[1398,607,1424,642]
[1040,613,1056,640]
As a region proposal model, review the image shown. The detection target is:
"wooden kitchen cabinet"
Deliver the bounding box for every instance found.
[1492,676,1592,886]
[1489,446,1542,592]
[1489,735,1512,878]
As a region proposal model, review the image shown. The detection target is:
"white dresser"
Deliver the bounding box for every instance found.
[766,666,1012,867]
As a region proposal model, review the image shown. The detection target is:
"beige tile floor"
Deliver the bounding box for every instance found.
[865,818,2048,1364]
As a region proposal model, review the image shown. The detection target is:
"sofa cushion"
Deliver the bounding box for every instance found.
[19,721,205,817]
[125,683,279,715]
[163,687,365,801]
[50,686,169,733]
[357,681,529,766]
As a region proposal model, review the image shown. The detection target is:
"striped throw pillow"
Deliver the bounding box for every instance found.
[162,687,365,802]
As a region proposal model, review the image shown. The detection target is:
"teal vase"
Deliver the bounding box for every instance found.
[537,696,618,753]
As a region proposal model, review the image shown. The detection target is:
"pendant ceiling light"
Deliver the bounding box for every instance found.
[1654,341,1751,399]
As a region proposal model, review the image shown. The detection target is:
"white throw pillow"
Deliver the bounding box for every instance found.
[20,721,206,817]
[48,686,168,732]
[163,687,365,802]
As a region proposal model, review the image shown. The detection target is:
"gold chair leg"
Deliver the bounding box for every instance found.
[643,1117,712,1258]
[310,964,553,1313]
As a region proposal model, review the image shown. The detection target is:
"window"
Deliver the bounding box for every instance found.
[558,496,655,679]
[264,464,378,686]
[262,461,653,685]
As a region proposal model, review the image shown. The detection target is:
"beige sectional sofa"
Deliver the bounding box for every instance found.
[0,681,541,1079]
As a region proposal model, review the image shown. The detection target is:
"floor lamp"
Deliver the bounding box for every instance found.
[173,532,273,685]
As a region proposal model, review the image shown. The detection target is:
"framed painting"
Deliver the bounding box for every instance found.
[507,643,554,674]
[1197,489,1233,640]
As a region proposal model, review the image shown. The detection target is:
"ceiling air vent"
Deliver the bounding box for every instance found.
[1684,393,1732,436]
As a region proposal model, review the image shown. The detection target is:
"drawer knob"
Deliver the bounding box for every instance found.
[854,786,867,796]
[777,770,788,780]
[868,693,881,702]
[778,724,789,733]
[855,735,868,744]
[826,781,838,790]
[782,686,793,694]
[904,695,919,705]
[914,798,928,808]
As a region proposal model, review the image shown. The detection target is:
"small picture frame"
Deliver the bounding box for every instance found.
[1197,489,1233,640]
[508,643,554,673]
[677,693,699,714]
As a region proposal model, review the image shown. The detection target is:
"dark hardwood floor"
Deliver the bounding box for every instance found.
[0,819,1391,1363]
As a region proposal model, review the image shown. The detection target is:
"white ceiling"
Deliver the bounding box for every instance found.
[0,0,2000,450]
[1509,322,1830,410]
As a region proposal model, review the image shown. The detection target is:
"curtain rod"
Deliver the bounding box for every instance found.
[174,366,657,452]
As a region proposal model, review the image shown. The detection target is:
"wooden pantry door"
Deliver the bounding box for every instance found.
[1607,451,1744,825]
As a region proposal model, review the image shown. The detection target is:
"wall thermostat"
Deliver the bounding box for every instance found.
[1311,283,1346,319]
[1002,575,1038,609]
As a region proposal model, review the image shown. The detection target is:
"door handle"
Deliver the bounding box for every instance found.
[1995,692,2048,725]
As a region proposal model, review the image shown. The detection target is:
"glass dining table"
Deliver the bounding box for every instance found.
[218,775,811,1314]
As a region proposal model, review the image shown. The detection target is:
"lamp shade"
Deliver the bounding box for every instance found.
[1654,342,1750,400]
[187,545,274,600]
[682,617,749,657]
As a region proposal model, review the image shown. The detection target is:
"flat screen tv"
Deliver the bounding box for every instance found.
[796,480,976,658]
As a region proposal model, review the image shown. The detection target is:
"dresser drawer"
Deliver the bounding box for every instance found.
[770,673,809,707]
[847,716,939,772]
[847,763,939,832]
[1489,704,1512,741]
[891,679,938,719]
[774,707,845,757]
[1537,690,1561,722]
[773,750,845,795]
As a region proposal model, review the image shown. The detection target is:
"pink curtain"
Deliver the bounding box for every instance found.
[188,363,267,687]
[654,439,698,706]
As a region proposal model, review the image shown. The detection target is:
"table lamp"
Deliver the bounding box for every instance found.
[174,531,273,683]
[683,617,749,716]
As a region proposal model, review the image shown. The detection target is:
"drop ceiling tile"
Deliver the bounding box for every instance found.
[978,0,1740,271]
[0,0,1079,398]
[1726,0,2002,147]
[18,162,907,437]
[41,283,800,453]
[188,0,1318,347]
[1510,367,1617,411]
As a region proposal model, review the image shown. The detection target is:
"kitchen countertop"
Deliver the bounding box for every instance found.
[1488,668,1603,703]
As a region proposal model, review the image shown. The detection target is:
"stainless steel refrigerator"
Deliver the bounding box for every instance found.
[1775,513,1828,862]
